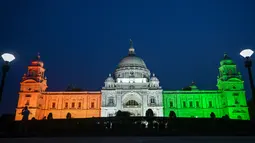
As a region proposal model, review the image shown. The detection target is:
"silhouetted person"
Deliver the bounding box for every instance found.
[145,109,154,117]
[47,113,53,120]
[20,106,31,134]
[210,112,216,119]
[66,112,71,119]
[169,111,176,119]
[21,106,31,121]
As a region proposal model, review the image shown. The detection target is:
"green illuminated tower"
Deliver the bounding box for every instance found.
[217,54,249,120]
[163,54,250,120]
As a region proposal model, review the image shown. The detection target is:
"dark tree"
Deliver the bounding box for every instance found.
[145,109,154,117]
[115,110,131,117]
[169,111,176,119]
[66,84,83,91]
[222,114,230,120]
[66,112,71,119]
[47,113,53,120]
[210,112,216,119]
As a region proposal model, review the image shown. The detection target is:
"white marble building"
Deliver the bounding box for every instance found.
[101,40,163,117]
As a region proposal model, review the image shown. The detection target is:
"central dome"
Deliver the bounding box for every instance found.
[114,40,150,79]
[117,40,147,68]
[118,55,147,68]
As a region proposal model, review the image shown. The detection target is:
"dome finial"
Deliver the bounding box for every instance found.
[128,39,135,55]
[37,52,40,60]
[130,39,133,48]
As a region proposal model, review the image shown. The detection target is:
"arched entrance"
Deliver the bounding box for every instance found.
[122,92,142,116]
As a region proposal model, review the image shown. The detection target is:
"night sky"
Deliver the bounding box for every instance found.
[0,0,255,114]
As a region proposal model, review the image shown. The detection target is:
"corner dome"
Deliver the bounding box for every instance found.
[105,74,114,82]
[220,53,234,66]
[31,53,44,67]
[150,73,159,82]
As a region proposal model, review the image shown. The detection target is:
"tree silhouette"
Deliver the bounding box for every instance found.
[47,113,53,120]
[115,110,131,117]
[66,112,71,119]
[169,111,176,119]
[145,109,154,117]
[210,112,216,119]
[222,114,230,120]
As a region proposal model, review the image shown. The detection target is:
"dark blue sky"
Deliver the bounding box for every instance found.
[0,0,255,114]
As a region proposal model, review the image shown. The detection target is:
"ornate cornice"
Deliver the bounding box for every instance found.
[41,91,101,95]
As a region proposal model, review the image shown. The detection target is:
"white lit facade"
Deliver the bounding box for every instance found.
[101,41,163,117]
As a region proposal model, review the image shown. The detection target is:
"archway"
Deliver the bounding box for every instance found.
[122,92,142,116]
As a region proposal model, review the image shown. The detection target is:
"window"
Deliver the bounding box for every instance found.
[235,99,239,104]
[150,97,155,104]
[25,100,30,106]
[52,102,56,108]
[228,70,232,75]
[189,101,193,107]
[72,102,75,108]
[65,102,68,109]
[91,102,95,108]
[183,101,186,108]
[209,101,212,108]
[108,97,114,105]
[170,101,173,108]
[25,94,31,97]
[78,102,82,108]
[196,101,199,108]
[233,93,239,96]
[126,100,139,106]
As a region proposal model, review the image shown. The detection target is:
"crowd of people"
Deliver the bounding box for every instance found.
[0,107,254,137]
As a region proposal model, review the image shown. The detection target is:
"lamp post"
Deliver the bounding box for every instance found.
[0,53,15,102]
[240,49,255,105]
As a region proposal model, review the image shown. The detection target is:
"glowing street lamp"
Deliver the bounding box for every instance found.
[0,53,15,102]
[240,49,255,104]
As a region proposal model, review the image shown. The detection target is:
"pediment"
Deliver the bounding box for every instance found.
[21,79,38,83]
[227,78,242,82]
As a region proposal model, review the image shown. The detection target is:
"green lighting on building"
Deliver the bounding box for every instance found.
[163,54,250,120]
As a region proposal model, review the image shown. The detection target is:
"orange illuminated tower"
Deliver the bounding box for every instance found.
[15,53,48,120]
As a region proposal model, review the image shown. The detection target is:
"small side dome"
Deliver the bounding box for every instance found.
[149,73,160,88]
[190,81,199,90]
[105,74,114,83]
[182,81,199,91]
[150,73,159,82]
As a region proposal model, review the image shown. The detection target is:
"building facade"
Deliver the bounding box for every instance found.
[15,55,101,120]
[15,42,250,120]
[101,40,163,117]
[163,54,250,120]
